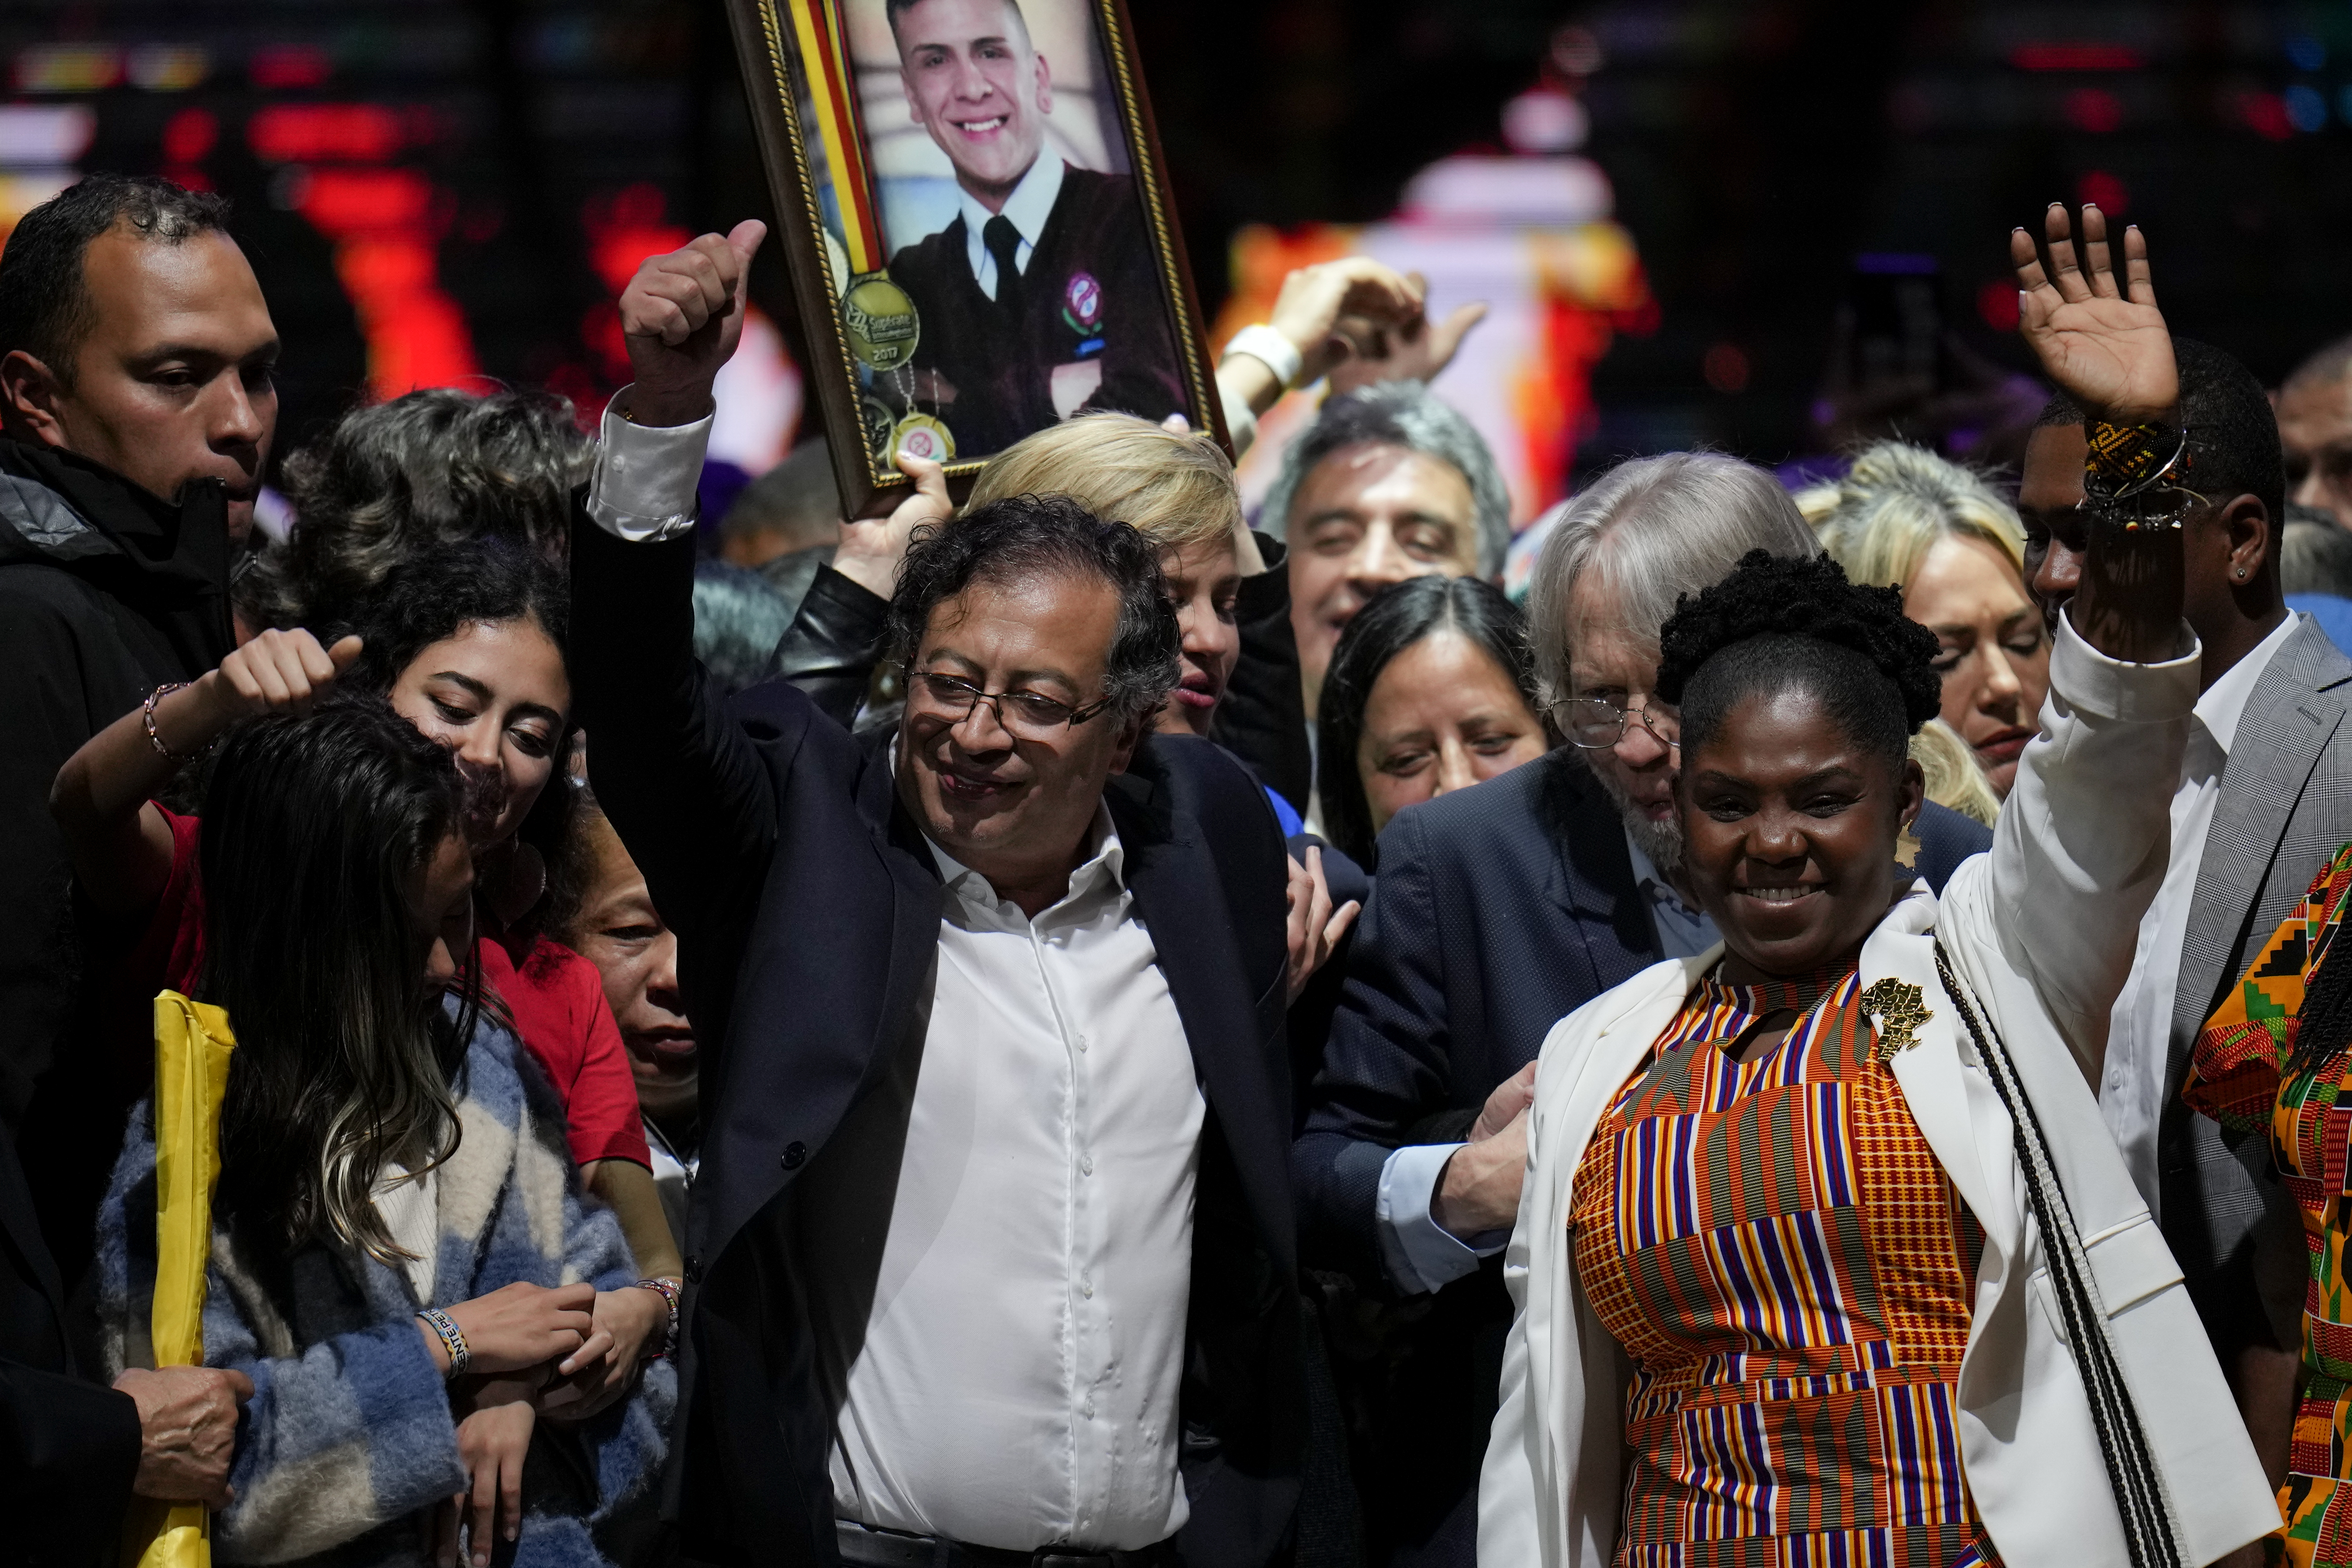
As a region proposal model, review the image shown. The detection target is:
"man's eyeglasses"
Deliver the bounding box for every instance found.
[1551,695,1679,752]
[911,670,1113,737]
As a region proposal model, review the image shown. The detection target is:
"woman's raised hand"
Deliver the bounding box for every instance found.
[2010,202,2177,423]
[206,628,362,723]
[427,1281,597,1377]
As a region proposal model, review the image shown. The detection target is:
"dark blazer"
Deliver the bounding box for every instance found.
[571,520,1305,1568]
[0,1116,143,1564]
[2160,615,2352,1354]
[1291,745,1991,1567]
[888,165,1187,456]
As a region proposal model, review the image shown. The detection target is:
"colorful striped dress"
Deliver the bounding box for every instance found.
[1569,966,1998,1568]
[2183,841,2352,1568]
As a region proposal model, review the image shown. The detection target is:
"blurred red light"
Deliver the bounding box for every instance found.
[1976,281,2021,332]
[2076,170,2129,216]
[296,168,435,236]
[2064,87,2123,133]
[1702,343,1749,394]
[249,44,332,90]
[2011,43,2144,72]
[161,108,217,166]
[249,104,403,164]
[2238,92,2295,141]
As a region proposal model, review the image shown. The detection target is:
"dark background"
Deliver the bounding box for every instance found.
[7,0,2348,481]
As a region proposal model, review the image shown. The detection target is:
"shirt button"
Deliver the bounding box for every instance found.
[781,1141,808,1170]
[1076,1035,1090,1053]
[1081,1155,1095,1176]
[1081,1278,1095,1299]
[1082,1400,1096,1419]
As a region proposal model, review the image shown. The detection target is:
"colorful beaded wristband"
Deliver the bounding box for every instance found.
[635,1277,682,1360]
[416,1306,471,1379]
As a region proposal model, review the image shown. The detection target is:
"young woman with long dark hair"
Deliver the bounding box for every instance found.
[69,695,669,1564]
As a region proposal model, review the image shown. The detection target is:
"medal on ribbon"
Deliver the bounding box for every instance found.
[843,272,920,372]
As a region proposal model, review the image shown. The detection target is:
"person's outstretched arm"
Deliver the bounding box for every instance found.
[49,629,359,913]
[570,223,793,957]
[1989,203,2202,1063]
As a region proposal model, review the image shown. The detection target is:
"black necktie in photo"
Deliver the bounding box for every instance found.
[983,213,1025,317]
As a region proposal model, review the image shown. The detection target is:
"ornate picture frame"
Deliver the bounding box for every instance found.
[722,0,1226,513]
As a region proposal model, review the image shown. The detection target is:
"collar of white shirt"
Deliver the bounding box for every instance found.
[2192,610,2301,757]
[959,153,1066,298]
[924,799,1126,919]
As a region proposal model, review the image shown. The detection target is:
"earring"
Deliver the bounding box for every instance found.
[1895,825,1923,869]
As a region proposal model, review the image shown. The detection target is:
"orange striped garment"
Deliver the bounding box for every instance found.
[1569,967,1997,1568]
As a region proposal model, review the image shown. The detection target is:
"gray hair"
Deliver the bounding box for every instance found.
[1527,452,1819,705]
[1260,381,1512,578]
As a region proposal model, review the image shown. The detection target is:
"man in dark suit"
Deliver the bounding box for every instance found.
[578,227,1304,1568]
[1292,453,1991,1568]
[882,0,1184,455]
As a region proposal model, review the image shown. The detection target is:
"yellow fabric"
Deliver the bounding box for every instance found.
[124,993,234,1568]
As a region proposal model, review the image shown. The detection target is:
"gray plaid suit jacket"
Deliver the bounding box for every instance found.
[2160,614,2352,1351]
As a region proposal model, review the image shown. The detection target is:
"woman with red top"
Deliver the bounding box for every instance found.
[51,539,679,1403]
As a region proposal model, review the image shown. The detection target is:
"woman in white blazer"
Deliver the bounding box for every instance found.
[1480,213,2280,1568]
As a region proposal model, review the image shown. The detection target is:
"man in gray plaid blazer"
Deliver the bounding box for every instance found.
[2016,253,2350,1478]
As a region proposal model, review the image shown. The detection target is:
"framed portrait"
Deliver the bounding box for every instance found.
[723,0,1227,513]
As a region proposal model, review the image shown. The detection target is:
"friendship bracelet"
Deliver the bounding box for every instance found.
[636,1277,682,1360]
[1221,324,1305,393]
[416,1306,471,1379]
[141,682,213,764]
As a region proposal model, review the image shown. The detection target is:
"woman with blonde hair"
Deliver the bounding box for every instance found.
[1801,442,2050,797]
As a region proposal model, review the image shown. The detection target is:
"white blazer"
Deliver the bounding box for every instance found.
[1479,617,2283,1568]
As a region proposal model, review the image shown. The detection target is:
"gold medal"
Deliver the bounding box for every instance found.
[842,272,920,372]
[888,413,955,464]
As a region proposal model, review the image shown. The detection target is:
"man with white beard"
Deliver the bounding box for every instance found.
[1290,452,1992,1568]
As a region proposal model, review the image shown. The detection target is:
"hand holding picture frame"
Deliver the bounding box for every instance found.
[724,0,1225,513]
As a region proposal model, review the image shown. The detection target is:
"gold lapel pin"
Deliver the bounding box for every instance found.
[1861,978,1933,1064]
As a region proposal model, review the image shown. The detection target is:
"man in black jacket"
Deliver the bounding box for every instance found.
[1293,453,1992,1568]
[0,175,275,1284]
[882,0,1185,455]
[575,225,1305,1567]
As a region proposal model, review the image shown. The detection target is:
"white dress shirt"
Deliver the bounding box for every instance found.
[2094,610,2299,1214]
[960,154,1064,303]
[800,802,1205,1552]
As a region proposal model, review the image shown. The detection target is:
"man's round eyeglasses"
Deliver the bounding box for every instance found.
[1551,695,1679,752]
[912,670,1113,737]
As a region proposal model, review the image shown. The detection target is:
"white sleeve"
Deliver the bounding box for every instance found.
[1988,608,2199,1076]
[1375,1142,1507,1295]
[583,386,713,542]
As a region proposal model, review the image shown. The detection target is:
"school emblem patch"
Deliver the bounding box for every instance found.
[1062,271,1104,332]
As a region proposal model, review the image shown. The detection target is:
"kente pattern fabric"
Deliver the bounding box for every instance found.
[1569,966,1998,1568]
[2183,839,2352,1568]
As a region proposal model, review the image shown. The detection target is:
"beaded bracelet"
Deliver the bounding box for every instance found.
[142,682,213,764]
[635,1277,682,1360]
[416,1306,471,1379]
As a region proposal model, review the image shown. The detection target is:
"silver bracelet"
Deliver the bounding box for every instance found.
[417,1306,470,1379]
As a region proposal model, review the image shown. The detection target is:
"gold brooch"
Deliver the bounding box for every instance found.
[1861,978,1932,1064]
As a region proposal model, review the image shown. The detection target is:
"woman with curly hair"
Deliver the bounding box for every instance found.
[1481,211,2281,1568]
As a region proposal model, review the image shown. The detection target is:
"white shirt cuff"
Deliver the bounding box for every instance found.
[1375,1142,1504,1296]
[2051,605,2201,724]
[584,385,712,542]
